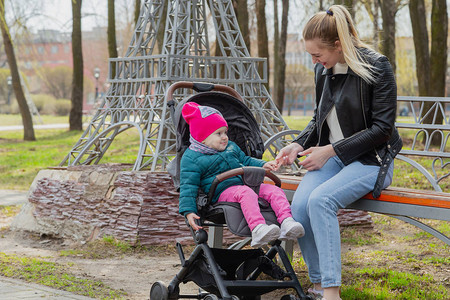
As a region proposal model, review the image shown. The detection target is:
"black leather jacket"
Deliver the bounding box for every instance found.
[294,48,402,197]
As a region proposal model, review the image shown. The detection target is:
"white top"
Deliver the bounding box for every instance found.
[327,62,348,143]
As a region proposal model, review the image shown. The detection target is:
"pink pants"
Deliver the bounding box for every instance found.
[218,183,292,231]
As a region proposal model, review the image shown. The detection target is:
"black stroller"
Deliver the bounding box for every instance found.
[150,82,311,300]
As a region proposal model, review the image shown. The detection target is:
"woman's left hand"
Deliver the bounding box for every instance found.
[298,144,336,170]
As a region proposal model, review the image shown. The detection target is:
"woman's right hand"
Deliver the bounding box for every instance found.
[186,212,202,231]
[275,143,304,167]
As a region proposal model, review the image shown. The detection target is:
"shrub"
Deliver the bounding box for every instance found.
[31,94,56,112]
[54,99,71,116]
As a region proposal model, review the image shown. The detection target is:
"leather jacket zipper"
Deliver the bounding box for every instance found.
[360,79,382,164]
[318,107,332,146]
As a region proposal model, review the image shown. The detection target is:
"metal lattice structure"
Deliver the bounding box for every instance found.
[61,0,288,171]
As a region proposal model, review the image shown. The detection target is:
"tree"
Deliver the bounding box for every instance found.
[272,0,289,113]
[409,0,431,96]
[233,0,251,53]
[361,0,380,51]
[380,0,397,74]
[430,0,447,98]
[0,0,35,140]
[134,0,141,26]
[70,0,84,131]
[108,0,118,78]
[156,1,168,54]
[383,1,407,72]
[335,0,354,18]
[273,0,279,106]
[255,0,269,89]
[409,0,447,145]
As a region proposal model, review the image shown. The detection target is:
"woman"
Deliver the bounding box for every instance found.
[275,5,402,300]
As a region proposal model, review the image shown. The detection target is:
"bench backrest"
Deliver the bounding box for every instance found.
[395,96,450,192]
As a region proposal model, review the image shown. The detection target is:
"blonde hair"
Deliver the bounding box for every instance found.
[302,5,377,83]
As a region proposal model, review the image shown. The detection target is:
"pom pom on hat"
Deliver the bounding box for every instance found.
[182,102,228,142]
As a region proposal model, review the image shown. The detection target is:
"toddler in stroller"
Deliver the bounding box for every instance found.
[180,101,304,247]
[150,82,312,300]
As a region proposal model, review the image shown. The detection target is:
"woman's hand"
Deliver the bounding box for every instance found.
[298,144,336,170]
[186,212,202,231]
[275,143,304,166]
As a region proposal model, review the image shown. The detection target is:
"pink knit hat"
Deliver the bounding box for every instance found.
[182,102,228,142]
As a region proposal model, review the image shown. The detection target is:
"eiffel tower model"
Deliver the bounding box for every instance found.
[60,0,288,171]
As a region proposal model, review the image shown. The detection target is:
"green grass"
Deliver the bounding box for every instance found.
[0,127,140,190]
[0,253,126,299]
[342,267,449,299]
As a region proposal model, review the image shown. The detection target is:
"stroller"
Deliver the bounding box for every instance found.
[150,82,311,300]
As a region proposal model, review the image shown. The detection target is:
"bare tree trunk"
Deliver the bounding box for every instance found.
[70,0,84,131]
[233,0,251,53]
[409,0,447,146]
[255,0,269,89]
[0,0,35,141]
[409,0,430,96]
[134,0,141,26]
[380,0,396,74]
[427,0,447,144]
[335,0,354,18]
[156,1,168,54]
[275,0,289,113]
[363,0,380,50]
[273,0,279,105]
[108,0,118,78]
[430,0,448,97]
[373,0,379,51]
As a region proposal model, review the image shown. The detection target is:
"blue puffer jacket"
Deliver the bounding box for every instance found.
[179,141,265,216]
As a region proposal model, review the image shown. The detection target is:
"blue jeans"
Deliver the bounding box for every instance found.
[290,156,393,288]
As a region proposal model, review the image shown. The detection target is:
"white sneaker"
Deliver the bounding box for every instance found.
[251,224,281,248]
[279,217,305,240]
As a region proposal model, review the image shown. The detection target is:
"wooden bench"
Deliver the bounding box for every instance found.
[208,96,449,250]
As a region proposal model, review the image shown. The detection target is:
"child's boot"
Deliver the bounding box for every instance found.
[279,217,305,240]
[251,224,280,247]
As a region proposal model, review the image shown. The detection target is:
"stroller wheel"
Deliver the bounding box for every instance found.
[150,281,169,300]
[203,294,219,300]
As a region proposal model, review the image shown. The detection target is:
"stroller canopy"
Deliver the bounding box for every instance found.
[173,91,264,158]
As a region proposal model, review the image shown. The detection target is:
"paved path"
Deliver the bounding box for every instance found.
[1,191,94,299]
[0,276,93,299]
[0,190,28,206]
[0,123,71,131]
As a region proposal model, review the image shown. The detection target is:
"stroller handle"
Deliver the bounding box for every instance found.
[166,81,243,102]
[208,167,282,203]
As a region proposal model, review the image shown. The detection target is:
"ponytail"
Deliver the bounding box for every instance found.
[303,5,377,83]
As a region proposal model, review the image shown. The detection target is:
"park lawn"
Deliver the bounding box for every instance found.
[0,127,141,190]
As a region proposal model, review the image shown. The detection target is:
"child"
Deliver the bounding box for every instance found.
[179,102,304,247]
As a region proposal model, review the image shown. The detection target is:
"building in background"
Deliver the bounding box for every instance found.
[16,27,109,113]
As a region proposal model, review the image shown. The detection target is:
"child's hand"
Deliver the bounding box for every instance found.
[186,213,202,231]
[263,160,279,171]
